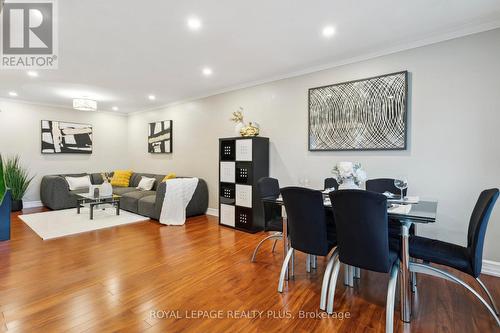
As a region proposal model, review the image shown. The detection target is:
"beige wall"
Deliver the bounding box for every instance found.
[0,101,129,202]
[128,29,500,261]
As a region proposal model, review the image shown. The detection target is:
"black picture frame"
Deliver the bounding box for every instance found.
[148,120,173,154]
[41,120,93,154]
[308,71,408,151]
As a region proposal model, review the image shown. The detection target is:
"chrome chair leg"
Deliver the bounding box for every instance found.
[344,265,350,286]
[354,266,361,279]
[290,247,295,278]
[411,271,417,293]
[476,278,500,316]
[251,233,282,262]
[326,257,341,314]
[278,248,295,293]
[410,262,500,326]
[410,258,417,293]
[312,255,317,269]
[320,249,338,311]
[386,261,400,333]
[349,266,356,288]
[306,254,311,273]
[271,239,278,253]
[344,265,354,287]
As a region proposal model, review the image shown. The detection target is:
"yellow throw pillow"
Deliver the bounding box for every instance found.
[110,170,133,187]
[162,172,176,182]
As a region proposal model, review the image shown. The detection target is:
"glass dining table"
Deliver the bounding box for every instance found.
[262,193,438,323]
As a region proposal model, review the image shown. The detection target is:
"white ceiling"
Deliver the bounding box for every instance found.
[1,0,500,113]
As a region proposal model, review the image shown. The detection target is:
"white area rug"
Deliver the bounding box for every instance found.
[19,208,150,240]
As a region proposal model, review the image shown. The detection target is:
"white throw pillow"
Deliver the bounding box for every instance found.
[137,176,156,191]
[65,175,92,191]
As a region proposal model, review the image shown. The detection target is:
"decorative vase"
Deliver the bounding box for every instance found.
[240,122,260,137]
[101,182,113,197]
[11,199,23,212]
[338,178,359,190]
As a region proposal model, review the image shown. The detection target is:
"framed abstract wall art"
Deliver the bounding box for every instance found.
[148,120,173,153]
[41,120,93,154]
[308,71,408,151]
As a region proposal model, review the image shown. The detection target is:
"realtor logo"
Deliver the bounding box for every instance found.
[1,0,58,69]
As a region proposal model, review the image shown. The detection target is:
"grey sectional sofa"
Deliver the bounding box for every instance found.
[40,172,208,220]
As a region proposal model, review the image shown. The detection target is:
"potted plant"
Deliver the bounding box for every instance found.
[3,155,34,212]
[0,154,12,241]
[331,161,367,190]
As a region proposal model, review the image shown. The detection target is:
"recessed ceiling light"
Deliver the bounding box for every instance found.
[202,67,213,76]
[8,91,18,97]
[322,25,335,38]
[27,71,39,77]
[148,94,156,101]
[112,106,119,111]
[187,16,202,30]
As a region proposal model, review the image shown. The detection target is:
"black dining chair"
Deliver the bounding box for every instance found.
[278,187,337,294]
[325,190,400,333]
[251,177,283,262]
[366,178,414,235]
[408,188,500,326]
[324,177,339,190]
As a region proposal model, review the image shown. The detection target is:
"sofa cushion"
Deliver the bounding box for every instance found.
[130,173,164,190]
[111,170,133,187]
[138,195,156,218]
[65,175,91,191]
[112,187,138,196]
[120,190,156,213]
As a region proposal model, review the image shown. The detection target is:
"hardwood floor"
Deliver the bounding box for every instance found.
[0,208,498,332]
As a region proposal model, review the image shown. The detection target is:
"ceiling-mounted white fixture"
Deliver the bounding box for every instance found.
[187,16,202,30]
[322,25,336,38]
[73,98,97,111]
[202,67,213,76]
[8,91,18,97]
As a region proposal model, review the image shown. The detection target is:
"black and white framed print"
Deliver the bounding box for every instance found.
[308,71,408,151]
[148,120,173,153]
[41,120,92,154]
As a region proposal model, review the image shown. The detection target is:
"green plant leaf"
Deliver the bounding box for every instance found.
[3,155,34,201]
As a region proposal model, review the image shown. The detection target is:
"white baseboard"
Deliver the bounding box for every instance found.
[206,208,218,217]
[482,260,500,277]
[23,200,43,209]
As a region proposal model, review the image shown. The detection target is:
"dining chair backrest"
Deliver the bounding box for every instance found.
[324,178,339,190]
[257,177,280,198]
[281,187,330,256]
[257,177,282,232]
[366,178,407,196]
[329,190,392,273]
[467,188,499,277]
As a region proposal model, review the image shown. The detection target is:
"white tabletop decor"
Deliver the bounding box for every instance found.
[332,161,367,190]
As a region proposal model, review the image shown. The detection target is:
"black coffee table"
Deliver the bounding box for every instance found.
[76,194,121,220]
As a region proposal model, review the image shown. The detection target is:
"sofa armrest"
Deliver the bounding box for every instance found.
[152,178,209,220]
[153,181,167,219]
[40,175,76,210]
[186,179,209,217]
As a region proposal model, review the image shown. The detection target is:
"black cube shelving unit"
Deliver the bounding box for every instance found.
[218,137,269,233]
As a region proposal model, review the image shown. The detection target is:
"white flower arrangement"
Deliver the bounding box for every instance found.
[331,161,367,186]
